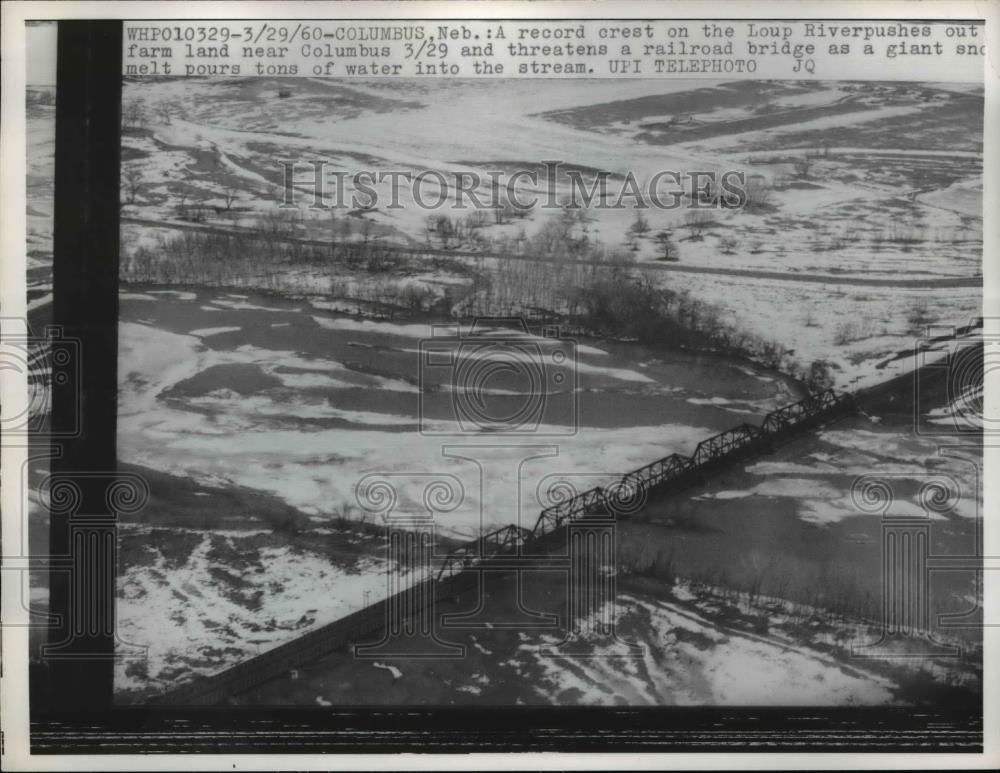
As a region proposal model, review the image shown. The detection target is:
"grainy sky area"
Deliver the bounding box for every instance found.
[26,21,56,85]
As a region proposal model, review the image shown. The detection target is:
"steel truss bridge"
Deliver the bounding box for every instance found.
[436,388,854,580]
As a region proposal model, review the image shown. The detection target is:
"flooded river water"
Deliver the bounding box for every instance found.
[118,285,795,537]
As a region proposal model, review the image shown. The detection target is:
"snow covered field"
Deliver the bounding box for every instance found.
[116,526,390,696]
[117,77,982,389]
[236,573,979,707]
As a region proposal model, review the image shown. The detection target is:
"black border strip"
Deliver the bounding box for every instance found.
[30,707,984,754]
[31,17,984,754]
[46,19,122,712]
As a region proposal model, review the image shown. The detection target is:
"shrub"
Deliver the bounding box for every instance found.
[806,359,836,391]
[907,300,937,332]
[629,210,651,236]
[742,176,772,211]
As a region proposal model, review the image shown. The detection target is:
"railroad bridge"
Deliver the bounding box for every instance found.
[155,387,859,705]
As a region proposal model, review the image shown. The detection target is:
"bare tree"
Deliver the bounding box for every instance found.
[654,229,679,261]
[121,163,143,205]
[743,176,773,211]
[175,188,189,220]
[720,235,740,255]
[464,209,489,230]
[426,214,456,249]
[256,207,299,239]
[793,154,814,179]
[684,212,709,241]
[221,180,239,211]
[401,283,432,311]
[807,360,835,392]
[327,207,338,248]
[629,210,651,236]
[122,97,148,132]
[491,180,508,225]
[155,98,180,125]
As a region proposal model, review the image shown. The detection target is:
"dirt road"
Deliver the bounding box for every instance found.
[122,216,981,289]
